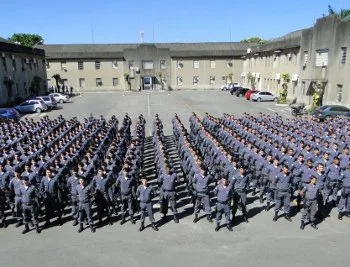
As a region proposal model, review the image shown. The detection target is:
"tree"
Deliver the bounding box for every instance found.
[278,73,290,104]
[228,72,233,83]
[52,74,62,92]
[247,72,256,88]
[327,5,350,19]
[124,73,131,90]
[8,33,44,47]
[240,37,269,45]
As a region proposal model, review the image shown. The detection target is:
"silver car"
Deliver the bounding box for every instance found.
[49,93,69,103]
[14,100,48,113]
[31,95,57,109]
[251,91,278,102]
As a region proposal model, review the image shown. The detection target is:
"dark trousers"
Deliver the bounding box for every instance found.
[22,204,39,225]
[78,202,93,225]
[44,196,62,221]
[13,196,22,221]
[216,202,230,224]
[232,190,247,217]
[0,193,5,220]
[121,194,133,216]
[194,194,211,215]
[275,190,290,214]
[140,202,155,223]
[160,191,178,215]
[301,199,317,222]
[95,193,112,220]
[339,188,350,213]
[71,196,78,219]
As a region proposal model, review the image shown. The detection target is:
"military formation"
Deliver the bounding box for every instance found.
[0,111,349,234]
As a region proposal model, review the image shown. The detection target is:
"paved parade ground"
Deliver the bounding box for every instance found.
[3,90,350,267]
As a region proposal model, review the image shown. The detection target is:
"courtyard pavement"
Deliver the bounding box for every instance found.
[3,90,348,267]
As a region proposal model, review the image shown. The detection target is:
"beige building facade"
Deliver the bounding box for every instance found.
[0,38,47,106]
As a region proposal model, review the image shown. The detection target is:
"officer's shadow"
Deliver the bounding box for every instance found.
[231,206,265,227]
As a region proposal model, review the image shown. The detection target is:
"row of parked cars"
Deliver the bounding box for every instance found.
[225,85,279,102]
[0,93,69,120]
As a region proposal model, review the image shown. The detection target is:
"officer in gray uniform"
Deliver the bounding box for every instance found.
[0,186,6,228]
[273,165,292,222]
[75,177,95,233]
[20,176,40,234]
[9,169,23,227]
[67,169,80,226]
[300,176,319,230]
[136,178,159,232]
[191,167,213,223]
[338,163,350,220]
[214,177,233,231]
[231,166,249,223]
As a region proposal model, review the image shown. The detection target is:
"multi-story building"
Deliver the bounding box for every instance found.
[0,37,47,106]
[40,14,349,106]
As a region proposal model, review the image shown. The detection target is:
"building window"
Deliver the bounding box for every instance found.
[142,61,154,70]
[79,78,85,88]
[209,76,215,85]
[177,76,183,86]
[193,60,199,69]
[12,58,16,71]
[210,60,215,69]
[112,60,118,69]
[315,49,329,67]
[78,61,84,70]
[113,78,119,86]
[128,60,134,69]
[60,61,67,70]
[193,76,199,85]
[227,60,233,68]
[221,76,226,81]
[302,81,306,95]
[177,61,183,68]
[337,84,343,102]
[160,60,166,69]
[303,51,308,66]
[95,61,101,70]
[96,78,102,87]
[33,59,38,71]
[2,57,7,71]
[341,47,347,64]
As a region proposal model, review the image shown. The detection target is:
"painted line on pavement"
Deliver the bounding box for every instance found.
[267,108,276,112]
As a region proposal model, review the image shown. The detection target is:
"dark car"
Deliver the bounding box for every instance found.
[312,105,350,120]
[0,108,21,120]
[235,88,250,97]
[230,86,242,95]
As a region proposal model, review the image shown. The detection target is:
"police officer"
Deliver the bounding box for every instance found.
[300,176,319,230]
[158,166,179,223]
[9,169,23,227]
[273,165,292,222]
[0,185,6,228]
[214,177,233,231]
[136,178,159,232]
[67,169,80,226]
[192,167,213,223]
[231,166,249,223]
[338,163,350,220]
[75,177,95,233]
[20,176,40,234]
[115,169,136,225]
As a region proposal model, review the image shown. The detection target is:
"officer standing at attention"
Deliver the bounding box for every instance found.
[299,176,319,230]
[273,165,293,222]
[136,178,159,232]
[20,176,40,234]
[191,167,213,223]
[338,163,350,220]
[0,185,6,228]
[75,177,95,233]
[9,169,23,227]
[231,166,250,223]
[67,169,80,226]
[214,177,233,232]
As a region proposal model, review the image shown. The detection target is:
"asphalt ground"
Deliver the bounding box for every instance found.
[2,90,348,267]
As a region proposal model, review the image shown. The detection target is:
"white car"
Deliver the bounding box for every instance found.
[221,83,241,91]
[251,91,278,102]
[49,93,69,103]
[14,100,48,113]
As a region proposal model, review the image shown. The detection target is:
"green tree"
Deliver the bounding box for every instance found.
[278,73,290,104]
[52,74,62,92]
[327,5,350,19]
[247,72,256,88]
[240,37,269,45]
[124,73,131,90]
[8,33,44,47]
[228,72,233,83]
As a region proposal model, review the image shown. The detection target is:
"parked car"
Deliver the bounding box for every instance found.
[31,95,57,109]
[344,112,350,117]
[14,100,48,113]
[221,82,241,91]
[245,89,259,100]
[235,88,250,97]
[312,105,350,120]
[49,93,69,103]
[230,86,242,95]
[251,91,278,102]
[0,108,21,120]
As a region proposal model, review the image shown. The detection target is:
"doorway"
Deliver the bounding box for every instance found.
[142,76,154,90]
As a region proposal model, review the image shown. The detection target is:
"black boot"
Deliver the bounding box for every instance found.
[72,219,78,226]
[193,214,199,223]
[338,212,343,220]
[215,223,220,232]
[259,195,264,203]
[57,217,62,226]
[227,224,233,232]
[120,216,125,225]
[131,215,136,224]
[284,214,292,222]
[35,224,41,234]
[207,214,213,223]
[22,224,30,234]
[29,221,34,227]
[108,217,113,225]
[15,221,23,228]
[244,215,249,223]
[273,211,278,222]
[139,222,145,232]
[151,222,159,231]
[173,214,179,223]
[300,221,305,230]
[1,219,7,228]
[265,202,270,211]
[252,189,256,196]
[90,225,95,233]
[44,220,50,228]
[310,222,318,230]
[77,223,84,233]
